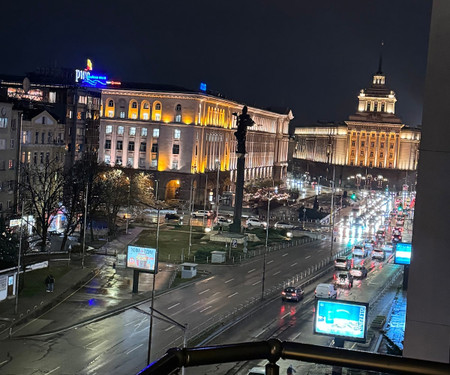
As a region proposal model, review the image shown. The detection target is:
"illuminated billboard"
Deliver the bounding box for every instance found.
[127,245,158,273]
[394,242,412,265]
[314,299,369,342]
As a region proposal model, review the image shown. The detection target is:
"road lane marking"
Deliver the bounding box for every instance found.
[290,262,298,267]
[267,260,274,264]
[304,298,311,303]
[255,328,267,338]
[199,289,210,295]
[305,255,311,259]
[168,303,180,310]
[252,280,261,286]
[46,367,61,374]
[164,326,175,332]
[200,306,212,313]
[292,331,302,341]
[228,292,239,298]
[225,278,234,283]
[273,271,281,276]
[195,276,215,285]
[248,268,256,273]
[282,253,288,257]
[281,312,291,319]
[127,343,144,355]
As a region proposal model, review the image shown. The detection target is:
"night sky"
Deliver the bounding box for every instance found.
[0,1,432,127]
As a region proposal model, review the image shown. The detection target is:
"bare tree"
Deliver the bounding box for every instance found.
[20,157,65,252]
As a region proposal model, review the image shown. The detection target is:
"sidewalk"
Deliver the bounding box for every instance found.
[0,226,177,337]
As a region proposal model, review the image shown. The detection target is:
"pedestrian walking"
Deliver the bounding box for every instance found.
[49,275,55,292]
[287,365,296,375]
[45,275,51,292]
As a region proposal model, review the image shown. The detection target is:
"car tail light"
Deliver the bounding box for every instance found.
[282,291,286,296]
[292,293,297,297]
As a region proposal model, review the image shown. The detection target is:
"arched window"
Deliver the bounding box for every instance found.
[141,101,151,120]
[176,104,182,111]
[105,98,115,118]
[153,101,162,121]
[108,100,114,107]
[128,100,138,120]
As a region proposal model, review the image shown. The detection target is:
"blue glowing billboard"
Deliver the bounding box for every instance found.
[127,245,158,273]
[394,242,412,265]
[314,299,369,342]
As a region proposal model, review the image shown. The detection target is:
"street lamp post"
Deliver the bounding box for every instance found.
[215,159,220,219]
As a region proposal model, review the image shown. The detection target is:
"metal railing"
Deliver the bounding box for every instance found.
[137,339,450,375]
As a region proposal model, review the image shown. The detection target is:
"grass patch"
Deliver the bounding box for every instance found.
[19,265,71,297]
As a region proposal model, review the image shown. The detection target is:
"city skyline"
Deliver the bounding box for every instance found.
[0,1,431,127]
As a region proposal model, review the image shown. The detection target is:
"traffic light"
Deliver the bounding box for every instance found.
[398,203,403,212]
[350,193,356,200]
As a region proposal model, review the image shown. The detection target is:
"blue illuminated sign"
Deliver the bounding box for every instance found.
[314,299,369,342]
[200,82,207,91]
[75,59,121,87]
[394,242,412,265]
[127,245,158,273]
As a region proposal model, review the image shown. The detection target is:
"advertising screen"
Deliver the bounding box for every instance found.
[127,246,158,273]
[394,242,412,265]
[314,299,369,342]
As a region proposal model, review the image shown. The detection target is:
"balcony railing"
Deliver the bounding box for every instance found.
[138,339,450,375]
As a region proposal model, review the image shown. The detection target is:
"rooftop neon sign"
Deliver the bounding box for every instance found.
[75,59,121,87]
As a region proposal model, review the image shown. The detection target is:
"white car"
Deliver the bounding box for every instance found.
[246,217,266,228]
[216,216,232,226]
[191,210,212,218]
[274,221,294,229]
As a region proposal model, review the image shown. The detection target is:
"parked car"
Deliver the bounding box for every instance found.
[334,271,354,289]
[334,256,351,270]
[191,210,212,218]
[314,283,337,299]
[274,221,294,229]
[281,286,304,302]
[350,264,368,278]
[216,216,232,226]
[246,217,267,228]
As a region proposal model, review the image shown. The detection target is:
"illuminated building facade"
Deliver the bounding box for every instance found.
[292,64,420,189]
[98,84,293,201]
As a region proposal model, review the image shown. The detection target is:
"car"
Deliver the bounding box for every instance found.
[350,264,368,278]
[246,217,267,228]
[165,213,183,223]
[191,210,212,218]
[274,221,294,229]
[281,286,304,302]
[392,233,402,243]
[352,245,367,257]
[335,256,351,270]
[314,283,338,299]
[334,271,354,289]
[248,367,265,375]
[216,216,232,226]
[372,248,385,260]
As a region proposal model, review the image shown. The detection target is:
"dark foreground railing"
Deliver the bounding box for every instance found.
[137,339,449,375]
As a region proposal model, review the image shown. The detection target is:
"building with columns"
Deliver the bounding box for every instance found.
[292,60,420,190]
[98,83,293,202]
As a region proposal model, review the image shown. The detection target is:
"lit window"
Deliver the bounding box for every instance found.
[174,129,181,139]
[128,141,135,151]
[175,114,182,123]
[120,111,125,118]
[129,127,136,136]
[143,113,149,120]
[155,113,161,121]
[172,160,178,169]
[118,126,124,135]
[104,155,111,165]
[151,158,157,168]
[0,118,8,128]
[131,113,137,119]
[141,128,148,136]
[127,157,133,167]
[106,125,112,134]
[108,110,114,118]
[49,92,56,103]
[153,128,159,138]
[116,156,122,165]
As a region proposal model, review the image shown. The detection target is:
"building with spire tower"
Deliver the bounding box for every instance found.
[292,49,420,190]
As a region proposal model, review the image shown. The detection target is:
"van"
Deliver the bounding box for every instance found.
[314,283,337,299]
